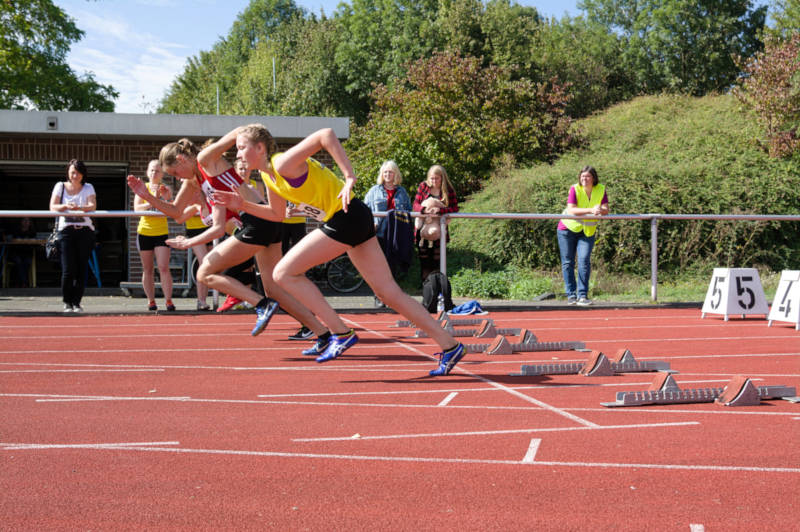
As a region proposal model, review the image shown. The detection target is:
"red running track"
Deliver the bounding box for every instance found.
[1,308,798,530]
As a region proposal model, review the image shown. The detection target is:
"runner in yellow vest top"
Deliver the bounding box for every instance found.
[134,160,174,312]
[557,166,609,306]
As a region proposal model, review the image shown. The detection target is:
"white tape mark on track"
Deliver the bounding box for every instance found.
[521,439,541,463]
[344,317,599,428]
[437,392,458,407]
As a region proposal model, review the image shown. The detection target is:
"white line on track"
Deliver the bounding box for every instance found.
[0,369,163,374]
[437,392,458,406]
[522,439,541,463]
[344,317,599,428]
[3,443,798,473]
[292,421,701,442]
[1,441,180,450]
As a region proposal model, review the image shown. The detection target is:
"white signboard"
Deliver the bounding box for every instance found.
[767,270,800,331]
[701,268,769,321]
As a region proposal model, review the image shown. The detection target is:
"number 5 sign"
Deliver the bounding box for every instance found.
[767,270,800,330]
[701,268,769,321]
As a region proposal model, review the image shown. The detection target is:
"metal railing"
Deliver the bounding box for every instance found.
[4,210,800,301]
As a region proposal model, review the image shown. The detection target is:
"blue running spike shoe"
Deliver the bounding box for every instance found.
[429,343,466,376]
[316,329,358,363]
[302,336,331,356]
[251,298,279,336]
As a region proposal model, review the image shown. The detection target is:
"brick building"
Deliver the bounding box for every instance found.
[0,110,348,289]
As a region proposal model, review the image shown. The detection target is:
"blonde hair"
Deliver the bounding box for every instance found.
[377,160,402,186]
[159,138,199,169]
[238,124,277,169]
[426,164,452,207]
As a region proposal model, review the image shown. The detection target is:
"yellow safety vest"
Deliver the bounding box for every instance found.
[560,183,605,237]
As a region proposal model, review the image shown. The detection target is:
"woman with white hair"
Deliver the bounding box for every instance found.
[363,161,412,298]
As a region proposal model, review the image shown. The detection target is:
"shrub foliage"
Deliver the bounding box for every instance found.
[346,51,581,197]
[451,94,800,275]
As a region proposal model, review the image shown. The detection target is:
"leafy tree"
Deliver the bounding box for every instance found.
[735,33,800,157]
[334,0,441,123]
[0,0,117,110]
[160,0,305,114]
[767,0,800,39]
[480,0,541,71]
[346,51,581,198]
[579,0,767,95]
[529,16,632,117]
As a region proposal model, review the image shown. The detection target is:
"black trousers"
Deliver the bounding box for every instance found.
[58,226,95,306]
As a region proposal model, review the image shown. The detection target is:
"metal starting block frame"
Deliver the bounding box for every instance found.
[391,314,486,329]
[602,374,797,407]
[466,330,585,354]
[515,349,671,377]
[413,319,522,339]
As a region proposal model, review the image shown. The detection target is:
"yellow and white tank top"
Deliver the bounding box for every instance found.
[137,182,169,236]
[263,155,344,223]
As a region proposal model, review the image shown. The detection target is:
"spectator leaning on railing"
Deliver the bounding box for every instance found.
[556,165,609,306]
[49,159,97,313]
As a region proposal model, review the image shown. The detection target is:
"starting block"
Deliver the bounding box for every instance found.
[413,319,522,338]
[392,315,489,329]
[515,349,671,377]
[601,374,796,407]
[465,329,585,355]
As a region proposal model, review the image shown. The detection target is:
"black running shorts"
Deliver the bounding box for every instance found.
[234,212,283,247]
[137,233,168,251]
[320,198,376,247]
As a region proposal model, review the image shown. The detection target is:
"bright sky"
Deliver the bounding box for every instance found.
[55,0,580,114]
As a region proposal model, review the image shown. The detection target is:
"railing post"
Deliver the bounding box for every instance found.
[650,217,658,301]
[439,214,447,275]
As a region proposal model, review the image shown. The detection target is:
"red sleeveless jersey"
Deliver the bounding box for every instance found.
[196,164,244,222]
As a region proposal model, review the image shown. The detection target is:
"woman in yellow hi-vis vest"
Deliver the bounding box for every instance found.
[557,166,609,306]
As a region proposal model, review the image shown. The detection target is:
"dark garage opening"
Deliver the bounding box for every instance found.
[0,161,129,288]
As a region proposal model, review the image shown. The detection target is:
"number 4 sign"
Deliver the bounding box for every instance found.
[767,270,800,331]
[701,268,769,321]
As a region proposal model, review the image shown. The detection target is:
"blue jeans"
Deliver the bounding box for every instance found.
[557,229,595,299]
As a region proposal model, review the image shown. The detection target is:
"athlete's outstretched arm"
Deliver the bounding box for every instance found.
[211,187,286,222]
[273,128,358,211]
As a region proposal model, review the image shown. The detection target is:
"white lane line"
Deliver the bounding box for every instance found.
[5,443,797,473]
[0,369,163,374]
[689,524,705,532]
[521,439,542,463]
[587,336,800,344]
[292,421,700,442]
[344,317,599,428]
[1,441,180,450]
[438,392,458,407]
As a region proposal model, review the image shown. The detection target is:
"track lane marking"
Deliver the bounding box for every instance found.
[3,443,798,473]
[344,317,599,428]
[292,422,700,442]
[521,439,541,463]
[437,392,458,406]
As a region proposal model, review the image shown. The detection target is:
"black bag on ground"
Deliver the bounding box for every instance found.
[45,228,61,262]
[421,271,455,312]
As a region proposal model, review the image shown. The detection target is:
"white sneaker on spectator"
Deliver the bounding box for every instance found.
[577,297,592,306]
[63,303,73,313]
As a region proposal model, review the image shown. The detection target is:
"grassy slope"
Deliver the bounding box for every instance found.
[447,94,799,302]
